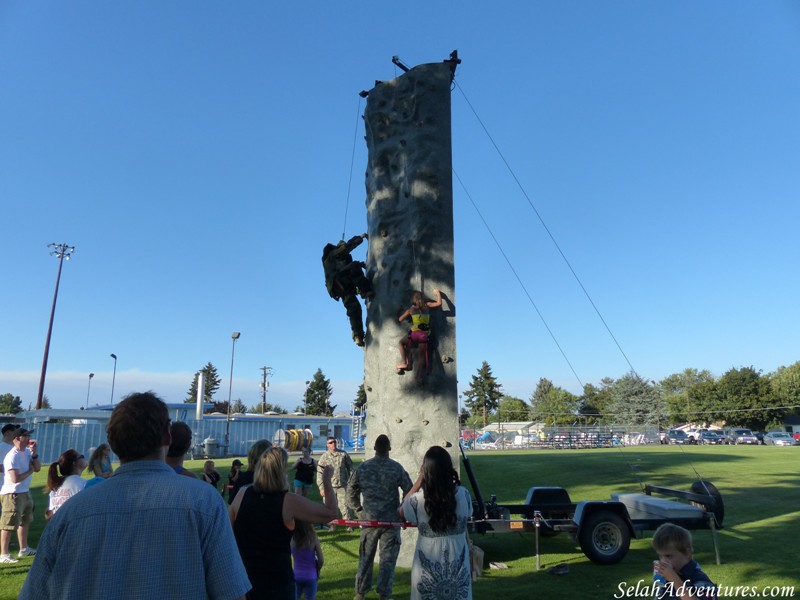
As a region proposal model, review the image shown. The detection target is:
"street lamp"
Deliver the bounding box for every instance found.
[224,332,241,454]
[36,243,75,410]
[86,373,95,406]
[110,354,117,404]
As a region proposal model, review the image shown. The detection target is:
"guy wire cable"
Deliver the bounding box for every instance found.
[454,80,637,376]
[453,168,584,390]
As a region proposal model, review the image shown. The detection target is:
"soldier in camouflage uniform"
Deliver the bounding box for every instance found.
[316,437,354,529]
[347,434,413,600]
[322,233,373,347]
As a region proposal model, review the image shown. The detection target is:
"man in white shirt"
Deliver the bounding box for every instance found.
[0,423,20,471]
[0,428,40,563]
[0,423,20,529]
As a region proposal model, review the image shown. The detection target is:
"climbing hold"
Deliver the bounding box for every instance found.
[395,417,403,423]
[422,420,429,426]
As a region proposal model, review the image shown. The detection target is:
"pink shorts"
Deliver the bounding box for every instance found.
[409,330,429,344]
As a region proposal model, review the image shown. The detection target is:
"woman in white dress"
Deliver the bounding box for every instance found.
[400,446,473,600]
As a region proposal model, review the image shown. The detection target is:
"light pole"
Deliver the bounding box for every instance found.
[36,243,75,410]
[224,332,241,454]
[110,354,117,404]
[86,373,95,406]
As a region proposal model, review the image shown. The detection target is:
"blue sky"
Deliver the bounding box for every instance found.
[2,2,799,412]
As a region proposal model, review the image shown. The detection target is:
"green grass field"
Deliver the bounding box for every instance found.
[2,445,798,599]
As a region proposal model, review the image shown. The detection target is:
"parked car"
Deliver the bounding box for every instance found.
[665,429,691,445]
[716,430,732,445]
[699,431,724,445]
[731,428,759,445]
[754,431,766,445]
[763,432,798,446]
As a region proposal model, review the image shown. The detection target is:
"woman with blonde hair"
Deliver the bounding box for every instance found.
[229,438,271,502]
[396,289,442,375]
[229,446,337,600]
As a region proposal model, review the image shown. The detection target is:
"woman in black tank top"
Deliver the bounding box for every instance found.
[229,447,339,600]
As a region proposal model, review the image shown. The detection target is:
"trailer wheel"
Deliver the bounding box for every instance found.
[578,510,630,565]
[690,480,724,528]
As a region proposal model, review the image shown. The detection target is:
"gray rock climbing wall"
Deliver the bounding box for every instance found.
[362,58,459,566]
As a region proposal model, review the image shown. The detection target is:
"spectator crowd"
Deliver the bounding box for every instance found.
[1,391,475,600]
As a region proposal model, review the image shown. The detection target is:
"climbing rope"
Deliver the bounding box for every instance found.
[341,96,363,241]
[411,240,422,291]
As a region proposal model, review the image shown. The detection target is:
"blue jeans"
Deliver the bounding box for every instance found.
[296,578,318,600]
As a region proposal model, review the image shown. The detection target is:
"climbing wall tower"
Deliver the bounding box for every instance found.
[362,55,460,556]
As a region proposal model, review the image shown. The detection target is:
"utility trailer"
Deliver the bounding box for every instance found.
[460,447,724,566]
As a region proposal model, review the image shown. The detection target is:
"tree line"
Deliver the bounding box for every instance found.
[1,364,366,417]
[183,363,366,417]
[461,360,800,432]
[0,394,51,414]
[8,358,795,432]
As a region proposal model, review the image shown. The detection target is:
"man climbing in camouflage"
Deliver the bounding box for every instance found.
[347,434,413,600]
[322,233,373,347]
[316,437,354,531]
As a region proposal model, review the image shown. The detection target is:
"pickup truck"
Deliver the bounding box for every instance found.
[731,428,759,445]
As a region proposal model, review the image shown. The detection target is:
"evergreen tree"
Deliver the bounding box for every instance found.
[304,369,335,416]
[230,398,247,414]
[0,393,23,414]
[577,379,615,424]
[185,363,222,413]
[458,407,471,427]
[530,378,578,426]
[609,371,662,426]
[29,395,52,411]
[353,383,367,414]
[463,361,503,427]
